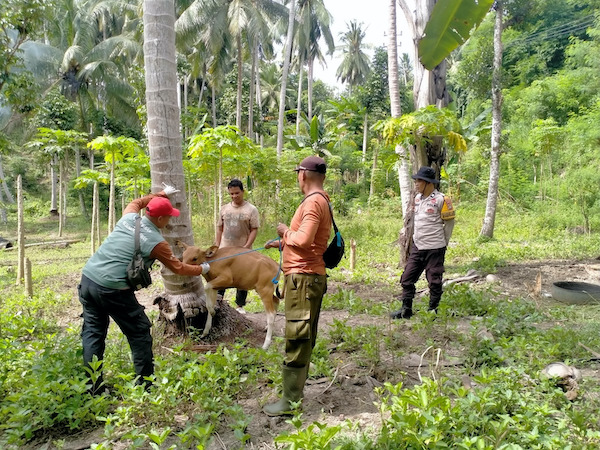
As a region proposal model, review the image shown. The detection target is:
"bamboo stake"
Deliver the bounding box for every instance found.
[25,258,33,297]
[58,159,63,237]
[16,175,24,285]
[350,238,356,271]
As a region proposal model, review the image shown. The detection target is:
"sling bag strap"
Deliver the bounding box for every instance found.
[302,191,339,236]
[134,215,142,255]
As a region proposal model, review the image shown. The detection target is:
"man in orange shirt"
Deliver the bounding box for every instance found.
[263,156,332,416]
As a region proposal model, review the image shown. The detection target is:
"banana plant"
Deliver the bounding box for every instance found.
[419,0,495,70]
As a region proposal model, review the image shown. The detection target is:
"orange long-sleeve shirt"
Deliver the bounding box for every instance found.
[281,191,332,275]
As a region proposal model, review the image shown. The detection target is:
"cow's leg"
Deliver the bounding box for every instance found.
[257,285,278,350]
[202,285,218,338]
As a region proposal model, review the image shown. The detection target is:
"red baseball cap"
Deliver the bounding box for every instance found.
[146,197,180,217]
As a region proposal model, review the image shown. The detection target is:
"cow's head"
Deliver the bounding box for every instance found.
[175,241,219,265]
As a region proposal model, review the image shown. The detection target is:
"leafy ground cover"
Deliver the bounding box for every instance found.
[1,200,600,449]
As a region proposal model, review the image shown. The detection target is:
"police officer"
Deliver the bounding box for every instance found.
[391,167,455,319]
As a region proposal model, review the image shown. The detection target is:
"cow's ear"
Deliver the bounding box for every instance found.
[206,246,219,258]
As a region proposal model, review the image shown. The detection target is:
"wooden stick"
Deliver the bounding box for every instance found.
[4,239,81,251]
[16,175,24,285]
[578,342,600,359]
[25,258,33,297]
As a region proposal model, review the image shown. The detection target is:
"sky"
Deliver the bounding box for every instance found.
[312,0,412,91]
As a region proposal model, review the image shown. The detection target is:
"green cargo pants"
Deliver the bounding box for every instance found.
[283,273,327,368]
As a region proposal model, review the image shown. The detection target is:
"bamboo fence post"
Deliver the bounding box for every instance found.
[16,175,24,285]
[350,238,356,271]
[25,258,33,297]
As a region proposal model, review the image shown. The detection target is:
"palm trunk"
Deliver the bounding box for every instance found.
[144,0,206,330]
[276,0,296,158]
[236,33,243,132]
[248,43,257,138]
[198,72,206,105]
[211,83,217,127]
[255,63,264,146]
[307,57,314,121]
[389,0,412,217]
[481,0,503,238]
[296,58,303,135]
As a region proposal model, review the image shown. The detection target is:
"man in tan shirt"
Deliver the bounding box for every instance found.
[263,156,332,416]
[215,179,260,313]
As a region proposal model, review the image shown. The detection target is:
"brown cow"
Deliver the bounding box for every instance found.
[176,242,281,349]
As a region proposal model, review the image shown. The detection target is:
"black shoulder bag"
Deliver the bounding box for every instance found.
[306,192,345,269]
[126,216,152,290]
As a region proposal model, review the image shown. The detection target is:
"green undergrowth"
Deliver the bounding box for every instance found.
[2,199,600,447]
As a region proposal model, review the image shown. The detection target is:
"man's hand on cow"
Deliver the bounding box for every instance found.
[276,222,288,237]
[161,182,180,197]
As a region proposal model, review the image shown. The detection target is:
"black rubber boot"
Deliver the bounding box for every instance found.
[263,366,307,416]
[428,297,440,313]
[390,298,413,319]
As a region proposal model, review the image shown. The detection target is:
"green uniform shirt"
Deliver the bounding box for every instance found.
[82,213,165,289]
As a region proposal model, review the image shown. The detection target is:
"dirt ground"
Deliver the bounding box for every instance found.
[51,258,600,449]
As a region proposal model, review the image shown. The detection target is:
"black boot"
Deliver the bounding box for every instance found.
[428,297,440,313]
[390,298,413,319]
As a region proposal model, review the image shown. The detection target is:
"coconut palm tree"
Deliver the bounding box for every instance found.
[336,20,371,95]
[176,0,286,133]
[276,0,296,157]
[22,0,141,132]
[143,0,206,328]
[295,0,334,121]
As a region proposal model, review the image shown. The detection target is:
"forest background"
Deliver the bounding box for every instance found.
[1,0,599,234]
[3,0,600,448]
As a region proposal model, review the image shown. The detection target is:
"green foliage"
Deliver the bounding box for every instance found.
[380,106,467,154]
[32,88,79,131]
[376,370,600,448]
[419,0,495,70]
[274,414,342,449]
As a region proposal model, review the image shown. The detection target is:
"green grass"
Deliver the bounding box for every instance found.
[2,198,600,448]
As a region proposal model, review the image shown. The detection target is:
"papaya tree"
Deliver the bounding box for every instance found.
[25,127,88,234]
[73,169,110,254]
[187,125,257,234]
[87,135,144,233]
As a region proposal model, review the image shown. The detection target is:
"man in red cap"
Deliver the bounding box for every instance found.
[78,184,206,394]
[263,155,332,416]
